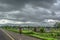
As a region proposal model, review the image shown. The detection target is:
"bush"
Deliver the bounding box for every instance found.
[56,33,60,36]
[40,28,45,33]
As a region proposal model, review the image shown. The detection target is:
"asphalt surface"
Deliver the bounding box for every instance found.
[0,30,11,40]
[4,29,42,40]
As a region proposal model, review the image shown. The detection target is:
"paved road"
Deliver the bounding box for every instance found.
[4,29,42,40]
[1,29,42,40]
[0,30,11,40]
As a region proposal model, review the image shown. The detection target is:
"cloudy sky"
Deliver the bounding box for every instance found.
[0,0,60,26]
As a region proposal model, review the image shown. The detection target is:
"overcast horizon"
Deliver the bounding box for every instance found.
[0,0,60,26]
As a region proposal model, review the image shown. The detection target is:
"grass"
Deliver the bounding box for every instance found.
[22,31,57,40]
[29,32,57,40]
[30,34,57,40]
[4,28,19,33]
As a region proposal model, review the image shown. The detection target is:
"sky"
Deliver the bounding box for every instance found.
[0,0,60,26]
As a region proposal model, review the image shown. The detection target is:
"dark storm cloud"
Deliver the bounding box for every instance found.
[0,0,56,11]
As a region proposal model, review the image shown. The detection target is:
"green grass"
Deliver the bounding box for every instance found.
[29,32,57,40]
[4,28,19,33]
[30,34,57,40]
[22,31,57,40]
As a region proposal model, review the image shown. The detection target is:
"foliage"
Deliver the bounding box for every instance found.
[2,26,59,40]
[54,22,60,28]
[56,33,60,36]
[40,27,45,33]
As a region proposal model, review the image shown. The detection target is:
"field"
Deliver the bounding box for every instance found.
[2,26,60,40]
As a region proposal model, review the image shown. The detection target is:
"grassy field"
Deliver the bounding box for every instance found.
[2,27,60,40]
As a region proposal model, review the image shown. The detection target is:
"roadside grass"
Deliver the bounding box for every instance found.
[3,28,58,40]
[3,28,19,33]
[22,31,57,40]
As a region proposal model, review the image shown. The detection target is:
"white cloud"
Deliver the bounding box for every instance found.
[0,19,8,24]
[0,19,20,24]
[44,19,60,23]
[0,19,36,24]
[42,19,60,26]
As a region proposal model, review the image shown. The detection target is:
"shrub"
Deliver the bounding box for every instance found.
[57,33,60,36]
[40,28,45,33]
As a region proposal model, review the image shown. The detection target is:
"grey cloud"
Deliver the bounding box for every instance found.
[4,7,56,22]
[0,0,59,26]
[0,0,56,11]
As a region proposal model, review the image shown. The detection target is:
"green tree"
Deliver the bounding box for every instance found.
[40,27,45,33]
[54,22,60,28]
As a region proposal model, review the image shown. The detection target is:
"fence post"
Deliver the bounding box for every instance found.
[34,27,36,32]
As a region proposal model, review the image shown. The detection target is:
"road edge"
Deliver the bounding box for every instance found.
[0,28,15,40]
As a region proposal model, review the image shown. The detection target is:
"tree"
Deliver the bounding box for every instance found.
[40,27,45,33]
[19,27,22,34]
[54,22,60,28]
[34,27,36,32]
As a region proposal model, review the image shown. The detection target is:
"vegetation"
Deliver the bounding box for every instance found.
[54,22,60,28]
[40,27,45,33]
[1,25,60,40]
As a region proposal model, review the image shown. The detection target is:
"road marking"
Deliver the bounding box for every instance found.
[1,29,15,40]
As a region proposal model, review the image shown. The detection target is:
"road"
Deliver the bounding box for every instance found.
[4,29,42,40]
[0,29,11,40]
[0,29,42,40]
